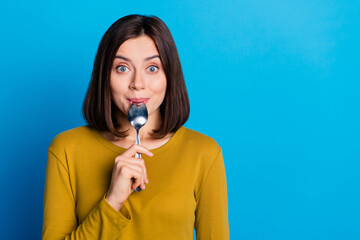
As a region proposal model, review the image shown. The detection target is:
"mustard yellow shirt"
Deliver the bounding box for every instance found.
[42,125,229,239]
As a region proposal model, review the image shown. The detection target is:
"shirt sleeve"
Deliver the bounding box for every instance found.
[195,150,230,239]
[42,150,131,240]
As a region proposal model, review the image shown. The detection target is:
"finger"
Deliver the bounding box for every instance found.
[127,158,148,183]
[121,165,144,190]
[115,156,149,184]
[115,157,147,177]
[123,164,145,190]
[124,144,154,158]
[120,160,144,177]
[122,159,148,186]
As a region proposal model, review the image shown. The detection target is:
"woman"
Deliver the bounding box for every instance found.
[42,14,229,239]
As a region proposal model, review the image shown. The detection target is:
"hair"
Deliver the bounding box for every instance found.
[82,14,190,138]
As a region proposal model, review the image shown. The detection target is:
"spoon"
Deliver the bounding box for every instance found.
[128,103,148,192]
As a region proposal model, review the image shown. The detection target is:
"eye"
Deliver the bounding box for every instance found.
[116,65,129,73]
[147,65,159,73]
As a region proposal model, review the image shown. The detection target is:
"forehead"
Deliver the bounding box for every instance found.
[116,35,159,56]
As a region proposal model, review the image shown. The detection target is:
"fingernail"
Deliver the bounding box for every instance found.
[145,178,149,184]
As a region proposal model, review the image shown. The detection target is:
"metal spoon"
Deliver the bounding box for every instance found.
[128,103,148,192]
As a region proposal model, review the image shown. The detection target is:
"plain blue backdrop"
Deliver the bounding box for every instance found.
[1,0,359,239]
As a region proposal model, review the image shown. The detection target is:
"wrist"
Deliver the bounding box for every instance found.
[105,193,124,211]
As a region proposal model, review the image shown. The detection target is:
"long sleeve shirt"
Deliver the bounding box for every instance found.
[42,125,229,239]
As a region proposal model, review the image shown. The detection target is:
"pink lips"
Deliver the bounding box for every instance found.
[127,98,150,105]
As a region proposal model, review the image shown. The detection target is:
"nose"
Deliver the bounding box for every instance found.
[129,70,145,90]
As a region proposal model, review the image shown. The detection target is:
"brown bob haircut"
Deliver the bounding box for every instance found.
[83,14,190,138]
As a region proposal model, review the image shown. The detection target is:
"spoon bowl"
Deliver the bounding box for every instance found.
[128,103,148,131]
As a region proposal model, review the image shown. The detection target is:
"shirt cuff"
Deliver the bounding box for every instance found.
[100,193,132,230]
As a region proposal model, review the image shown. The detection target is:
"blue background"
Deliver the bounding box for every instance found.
[1,0,359,239]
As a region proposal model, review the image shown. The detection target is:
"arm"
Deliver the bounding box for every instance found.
[42,150,131,240]
[195,150,230,239]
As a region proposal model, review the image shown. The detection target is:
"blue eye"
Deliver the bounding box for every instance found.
[116,65,129,72]
[147,66,159,73]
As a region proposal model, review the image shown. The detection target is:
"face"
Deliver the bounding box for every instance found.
[110,35,167,119]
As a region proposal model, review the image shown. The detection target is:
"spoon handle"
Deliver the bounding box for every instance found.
[135,129,142,192]
[135,129,141,159]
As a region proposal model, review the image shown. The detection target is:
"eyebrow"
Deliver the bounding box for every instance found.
[114,55,160,62]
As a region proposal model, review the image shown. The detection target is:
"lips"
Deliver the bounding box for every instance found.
[127,98,150,105]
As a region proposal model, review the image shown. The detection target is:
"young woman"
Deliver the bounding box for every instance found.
[42,14,229,239]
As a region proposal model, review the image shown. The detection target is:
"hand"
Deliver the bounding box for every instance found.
[105,144,153,211]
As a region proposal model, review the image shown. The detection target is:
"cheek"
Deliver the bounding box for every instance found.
[149,77,167,96]
[110,77,128,96]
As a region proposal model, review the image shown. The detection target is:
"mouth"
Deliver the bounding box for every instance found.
[127,98,150,106]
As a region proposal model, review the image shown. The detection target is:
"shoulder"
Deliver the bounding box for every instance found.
[181,127,221,148]
[179,127,222,156]
[179,127,225,196]
[48,125,94,153]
